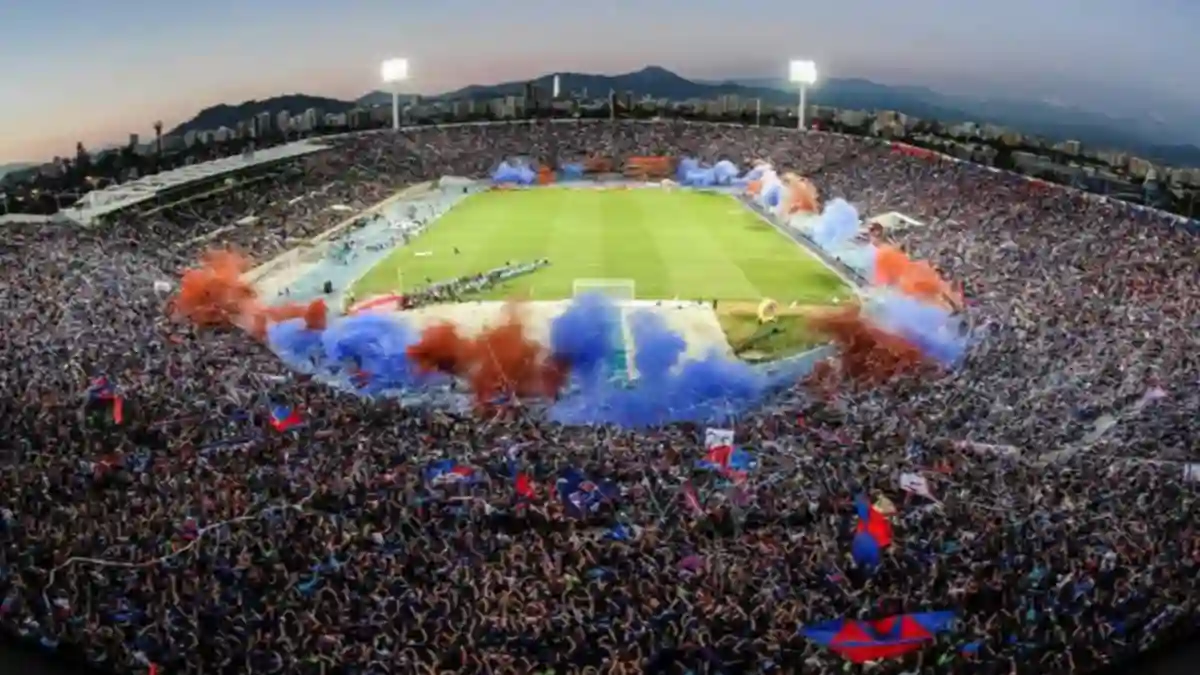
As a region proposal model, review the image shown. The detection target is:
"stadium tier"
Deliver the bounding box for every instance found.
[1,121,1198,675]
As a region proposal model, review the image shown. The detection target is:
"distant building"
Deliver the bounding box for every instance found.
[302,108,321,131]
[255,112,273,138]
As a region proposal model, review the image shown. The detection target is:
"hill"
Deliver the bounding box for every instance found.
[0,162,36,177]
[167,67,1200,167]
[425,66,1200,166]
[168,94,356,135]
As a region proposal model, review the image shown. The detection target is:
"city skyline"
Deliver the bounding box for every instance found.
[3,0,1198,164]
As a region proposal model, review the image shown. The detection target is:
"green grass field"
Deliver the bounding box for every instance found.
[350,189,851,306]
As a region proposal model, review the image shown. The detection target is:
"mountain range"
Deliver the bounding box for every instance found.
[0,162,36,178]
[170,66,1200,167]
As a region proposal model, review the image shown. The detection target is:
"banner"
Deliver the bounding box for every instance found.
[624,156,674,180]
[704,427,734,450]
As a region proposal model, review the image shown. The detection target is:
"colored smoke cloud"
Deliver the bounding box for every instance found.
[806,305,934,388]
[174,248,969,425]
[491,160,537,185]
[810,198,860,251]
[173,249,327,340]
[174,252,807,425]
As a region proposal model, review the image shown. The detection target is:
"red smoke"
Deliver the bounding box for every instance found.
[807,306,933,391]
[874,245,962,311]
[406,304,570,408]
[173,249,327,339]
[174,251,569,409]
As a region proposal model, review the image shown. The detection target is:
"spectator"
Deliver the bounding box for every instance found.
[0,121,1196,675]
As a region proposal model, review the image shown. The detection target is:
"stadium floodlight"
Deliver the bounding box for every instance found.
[789,59,817,130]
[380,58,410,131]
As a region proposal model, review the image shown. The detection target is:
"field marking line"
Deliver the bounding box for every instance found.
[729,195,864,296]
[245,181,436,285]
[341,192,483,306]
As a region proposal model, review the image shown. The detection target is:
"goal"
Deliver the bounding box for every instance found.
[572,278,636,301]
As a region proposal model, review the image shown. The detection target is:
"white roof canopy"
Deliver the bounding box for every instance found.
[60,141,329,224]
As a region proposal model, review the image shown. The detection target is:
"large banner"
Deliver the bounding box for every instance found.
[624,156,674,180]
[583,157,615,174]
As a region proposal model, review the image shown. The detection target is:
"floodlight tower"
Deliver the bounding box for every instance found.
[380,58,410,131]
[789,59,817,130]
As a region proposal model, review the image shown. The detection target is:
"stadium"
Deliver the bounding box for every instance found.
[1,79,1199,675]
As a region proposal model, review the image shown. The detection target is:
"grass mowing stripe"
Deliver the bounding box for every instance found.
[349,189,853,307]
[706,197,853,303]
[678,203,763,299]
[614,192,682,298]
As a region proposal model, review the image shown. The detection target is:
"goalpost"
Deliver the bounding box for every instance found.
[572,278,636,301]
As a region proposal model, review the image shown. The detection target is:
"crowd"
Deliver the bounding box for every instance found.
[0,121,1197,675]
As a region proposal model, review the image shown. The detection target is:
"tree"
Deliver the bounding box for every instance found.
[154,121,164,156]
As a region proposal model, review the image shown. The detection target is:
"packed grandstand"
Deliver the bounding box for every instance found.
[1,121,1198,675]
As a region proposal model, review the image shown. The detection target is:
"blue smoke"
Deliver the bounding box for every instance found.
[677,158,700,181]
[676,158,742,187]
[741,164,769,182]
[267,320,325,374]
[492,160,536,185]
[763,183,782,208]
[712,160,739,184]
[864,290,969,367]
[320,313,427,391]
[810,198,861,250]
[549,292,620,385]
[546,295,799,427]
[268,312,431,393]
[266,293,817,426]
[560,163,585,181]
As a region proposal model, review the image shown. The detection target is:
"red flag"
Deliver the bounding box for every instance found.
[515,473,535,499]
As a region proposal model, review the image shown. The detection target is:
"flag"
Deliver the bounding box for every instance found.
[87,377,124,424]
[424,460,478,485]
[899,472,934,500]
[269,405,303,432]
[697,428,756,481]
[801,612,955,663]
[557,468,617,517]
[514,472,536,499]
[606,523,633,541]
[852,495,893,569]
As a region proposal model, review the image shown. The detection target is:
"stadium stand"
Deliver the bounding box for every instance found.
[57,142,330,224]
[0,121,1197,675]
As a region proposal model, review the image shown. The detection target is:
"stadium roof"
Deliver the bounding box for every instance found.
[58,141,330,224]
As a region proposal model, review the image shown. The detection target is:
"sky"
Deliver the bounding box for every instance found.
[2,0,1198,163]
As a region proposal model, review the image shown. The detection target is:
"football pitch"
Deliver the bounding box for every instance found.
[349,189,852,305]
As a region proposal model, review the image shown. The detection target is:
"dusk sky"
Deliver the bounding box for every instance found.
[2,0,1198,163]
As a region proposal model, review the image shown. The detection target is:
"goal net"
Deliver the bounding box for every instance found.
[572,278,636,301]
